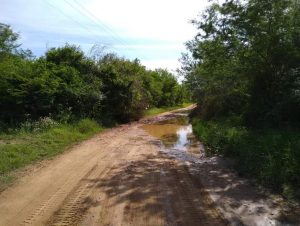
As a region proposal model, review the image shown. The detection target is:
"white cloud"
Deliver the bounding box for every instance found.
[85,0,209,40]
[114,44,184,50]
[142,59,180,71]
[0,0,211,70]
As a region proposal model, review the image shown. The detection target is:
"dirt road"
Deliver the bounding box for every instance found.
[0,108,227,226]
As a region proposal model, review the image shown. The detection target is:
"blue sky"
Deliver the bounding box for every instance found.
[0,0,210,72]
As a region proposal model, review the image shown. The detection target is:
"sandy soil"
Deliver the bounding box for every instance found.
[0,106,298,226]
[0,106,226,226]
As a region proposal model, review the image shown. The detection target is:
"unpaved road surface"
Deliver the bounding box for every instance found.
[0,108,227,226]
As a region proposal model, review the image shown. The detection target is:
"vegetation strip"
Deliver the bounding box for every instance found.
[0,23,191,188]
[0,119,103,187]
[182,0,300,199]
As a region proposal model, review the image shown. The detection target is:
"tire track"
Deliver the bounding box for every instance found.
[21,165,98,226]
[166,164,227,226]
[0,106,229,226]
[12,127,134,226]
[47,136,139,226]
[47,166,109,226]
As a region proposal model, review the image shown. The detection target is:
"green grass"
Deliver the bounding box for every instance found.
[192,118,300,199]
[0,118,103,185]
[144,103,193,117]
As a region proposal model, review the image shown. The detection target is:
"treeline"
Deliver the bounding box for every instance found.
[182,0,300,198]
[0,23,188,128]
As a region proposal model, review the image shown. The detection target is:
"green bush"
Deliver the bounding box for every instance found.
[182,0,300,200]
[0,119,103,175]
[0,24,185,126]
[192,119,300,199]
[0,22,187,186]
[181,0,300,126]
[76,118,100,134]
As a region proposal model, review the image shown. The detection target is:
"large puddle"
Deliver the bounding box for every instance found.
[142,113,202,156]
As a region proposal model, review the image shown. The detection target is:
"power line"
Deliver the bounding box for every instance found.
[64,0,149,60]
[67,0,129,46]
[44,0,116,52]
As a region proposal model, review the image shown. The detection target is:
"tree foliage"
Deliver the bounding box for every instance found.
[183,0,300,197]
[0,24,186,127]
[0,23,20,54]
[182,0,300,126]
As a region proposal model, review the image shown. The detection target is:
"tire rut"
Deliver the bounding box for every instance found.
[47,166,110,226]
[47,136,139,226]
[0,108,229,226]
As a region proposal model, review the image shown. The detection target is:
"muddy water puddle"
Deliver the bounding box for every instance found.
[142,113,202,156]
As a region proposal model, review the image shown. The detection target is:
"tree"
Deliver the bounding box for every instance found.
[96,54,148,123]
[0,24,184,126]
[0,23,20,54]
[182,0,300,125]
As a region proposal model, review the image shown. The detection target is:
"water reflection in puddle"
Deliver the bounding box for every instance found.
[142,114,201,155]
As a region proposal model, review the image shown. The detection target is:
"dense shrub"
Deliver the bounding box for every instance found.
[0,23,186,127]
[182,0,300,198]
[181,0,300,126]
[192,119,300,199]
[76,118,101,134]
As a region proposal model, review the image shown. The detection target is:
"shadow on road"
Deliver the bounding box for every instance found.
[83,153,227,226]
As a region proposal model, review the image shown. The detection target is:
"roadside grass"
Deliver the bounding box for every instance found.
[0,118,103,187]
[144,103,193,117]
[192,118,300,200]
[0,103,192,190]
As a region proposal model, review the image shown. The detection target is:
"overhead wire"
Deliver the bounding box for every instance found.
[65,0,149,60]
[46,0,149,60]
[45,0,119,53]
[70,0,147,59]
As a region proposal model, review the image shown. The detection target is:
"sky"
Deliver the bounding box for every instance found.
[0,0,210,72]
